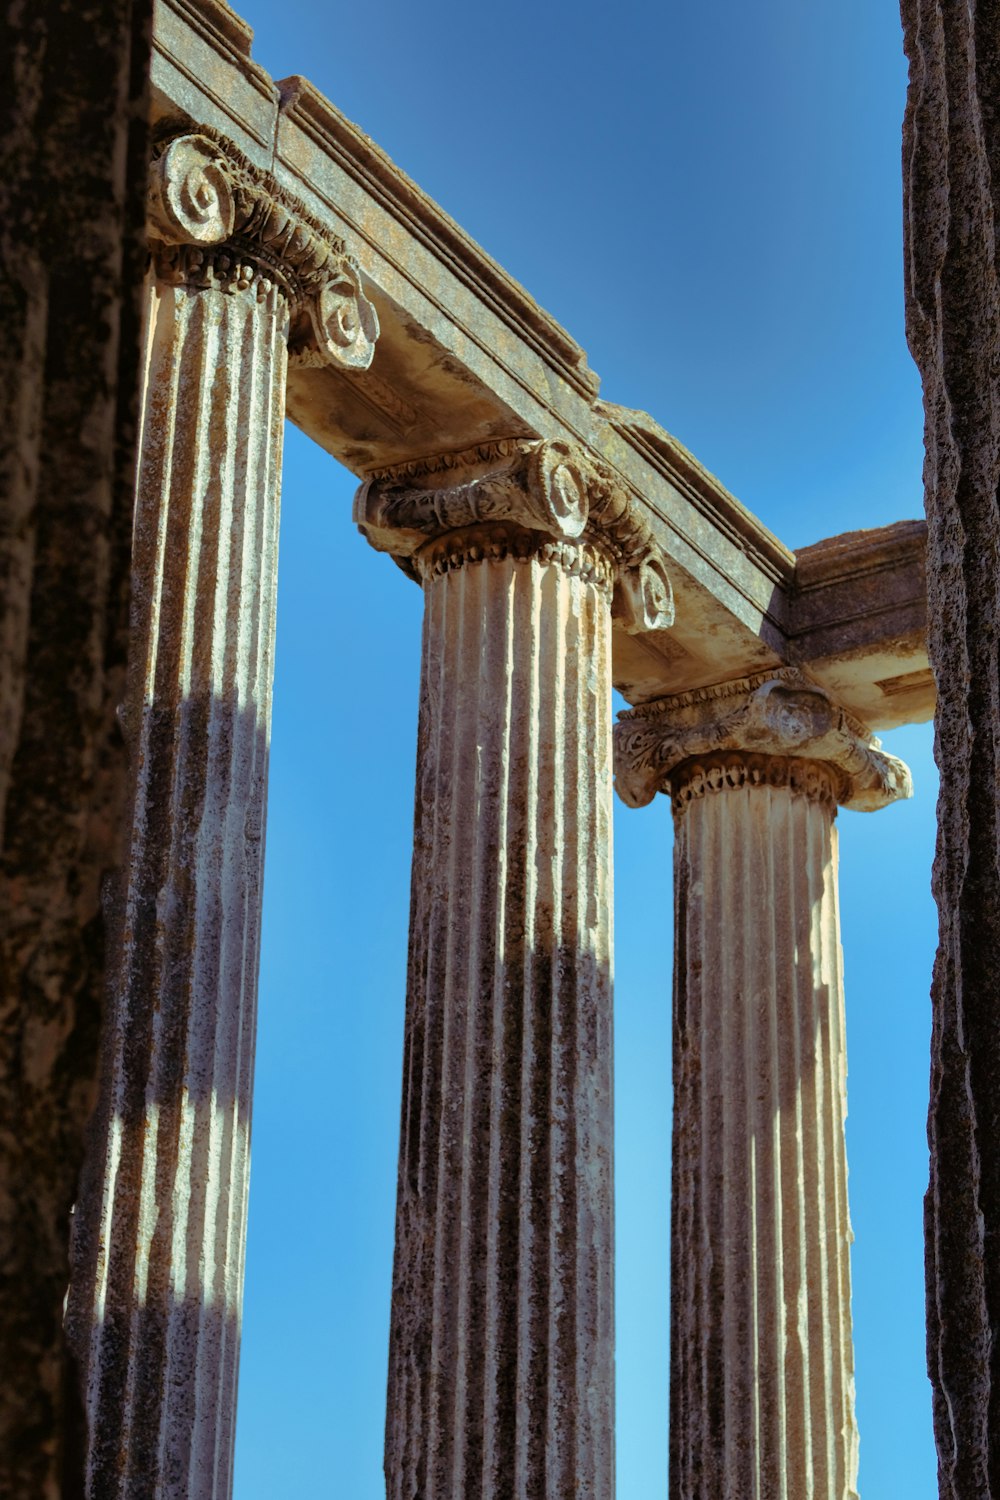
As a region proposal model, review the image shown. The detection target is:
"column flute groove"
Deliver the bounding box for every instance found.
[615,672,912,1500]
[357,438,673,1499]
[66,129,379,1499]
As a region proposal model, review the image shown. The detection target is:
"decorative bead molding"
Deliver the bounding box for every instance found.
[414,522,616,593]
[365,438,528,484]
[670,752,843,815]
[148,129,379,370]
[614,668,912,812]
[354,438,673,630]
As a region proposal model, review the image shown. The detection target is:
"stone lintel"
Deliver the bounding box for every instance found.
[151,0,932,731]
[151,0,279,167]
[790,520,932,729]
[614,668,913,813]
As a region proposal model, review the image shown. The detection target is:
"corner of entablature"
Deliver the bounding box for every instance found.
[353,437,674,625]
[613,666,913,813]
[146,124,379,370]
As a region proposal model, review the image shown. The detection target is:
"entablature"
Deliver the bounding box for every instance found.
[150,0,932,733]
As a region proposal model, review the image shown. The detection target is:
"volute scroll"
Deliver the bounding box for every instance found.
[615,668,913,812]
[147,129,380,371]
[355,437,675,626]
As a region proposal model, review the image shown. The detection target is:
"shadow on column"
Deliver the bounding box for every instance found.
[67,699,268,1500]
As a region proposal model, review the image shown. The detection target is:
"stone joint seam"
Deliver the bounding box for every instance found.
[618,664,869,740]
[365,438,526,484]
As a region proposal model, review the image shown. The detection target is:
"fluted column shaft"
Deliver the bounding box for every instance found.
[391,534,614,1500]
[66,257,287,1500]
[671,755,855,1500]
[66,131,380,1499]
[357,442,674,1500]
[614,671,912,1500]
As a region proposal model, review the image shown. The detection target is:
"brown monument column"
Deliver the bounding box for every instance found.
[0,2,151,1492]
[615,670,911,1500]
[900,6,1000,1494]
[65,131,378,1500]
[357,440,673,1500]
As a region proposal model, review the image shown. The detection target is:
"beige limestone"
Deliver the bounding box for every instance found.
[357,441,671,1499]
[149,0,932,727]
[65,128,380,1499]
[615,669,912,814]
[0,1,952,1491]
[66,249,285,1500]
[615,672,911,1499]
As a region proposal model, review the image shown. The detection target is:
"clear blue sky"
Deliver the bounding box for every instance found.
[229,3,938,1494]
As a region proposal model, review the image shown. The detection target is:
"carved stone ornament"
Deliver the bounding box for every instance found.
[354,437,674,630]
[147,130,379,370]
[614,667,913,812]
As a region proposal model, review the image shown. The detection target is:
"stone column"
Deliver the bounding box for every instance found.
[0,5,151,1491]
[65,132,378,1500]
[615,670,911,1500]
[357,440,673,1500]
[901,6,1000,1493]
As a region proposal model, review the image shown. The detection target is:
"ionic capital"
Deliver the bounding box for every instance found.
[147,129,379,370]
[354,437,674,631]
[614,668,912,812]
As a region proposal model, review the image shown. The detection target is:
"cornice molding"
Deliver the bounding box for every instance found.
[593,401,796,589]
[147,127,379,370]
[354,439,674,632]
[614,668,912,813]
[276,74,600,400]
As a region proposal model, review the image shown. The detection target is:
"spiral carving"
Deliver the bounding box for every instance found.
[149,136,236,245]
[147,131,381,371]
[525,441,589,537]
[613,669,912,813]
[616,553,675,633]
[308,263,380,370]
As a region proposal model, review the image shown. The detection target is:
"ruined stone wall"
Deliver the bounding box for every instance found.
[0,2,151,1492]
[901,4,1000,1494]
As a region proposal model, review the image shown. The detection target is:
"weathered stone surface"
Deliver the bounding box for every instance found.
[790,521,932,729]
[901,4,1000,1493]
[62,125,381,1498]
[150,0,277,169]
[152,0,933,723]
[0,1,151,1493]
[0,0,945,1491]
[615,668,912,813]
[357,443,658,1498]
[615,674,911,1498]
[358,436,674,636]
[64,234,288,1500]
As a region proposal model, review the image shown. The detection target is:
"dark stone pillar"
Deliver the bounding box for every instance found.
[0,2,152,1494]
[901,4,1000,1494]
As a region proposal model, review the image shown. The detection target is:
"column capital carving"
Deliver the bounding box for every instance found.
[354,437,674,632]
[614,667,912,812]
[147,128,379,370]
